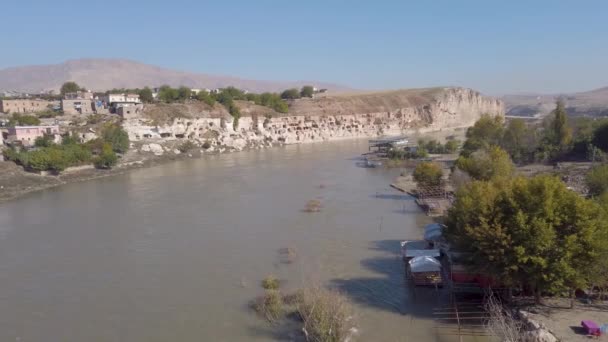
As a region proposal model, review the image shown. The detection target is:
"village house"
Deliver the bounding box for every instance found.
[5,125,60,146]
[0,99,55,114]
[116,104,144,119]
[106,93,142,114]
[61,91,95,115]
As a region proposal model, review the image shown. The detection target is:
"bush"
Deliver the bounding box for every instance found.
[101,124,130,154]
[261,275,280,290]
[253,290,283,322]
[297,286,355,342]
[177,140,197,153]
[413,162,443,187]
[281,88,301,100]
[196,91,216,106]
[93,143,118,169]
[202,141,211,150]
[586,165,608,197]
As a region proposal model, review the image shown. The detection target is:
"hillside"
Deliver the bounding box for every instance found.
[503,87,608,117]
[0,59,351,94]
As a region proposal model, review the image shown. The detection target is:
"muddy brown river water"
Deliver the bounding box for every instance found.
[0,138,487,341]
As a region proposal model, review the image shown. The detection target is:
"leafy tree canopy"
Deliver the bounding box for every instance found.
[455,146,514,181]
[446,175,608,302]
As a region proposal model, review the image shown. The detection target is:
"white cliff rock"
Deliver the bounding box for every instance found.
[124,87,503,154]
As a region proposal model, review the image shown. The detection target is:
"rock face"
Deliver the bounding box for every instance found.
[125,87,503,152]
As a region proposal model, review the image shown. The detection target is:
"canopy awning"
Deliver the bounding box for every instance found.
[409,256,441,273]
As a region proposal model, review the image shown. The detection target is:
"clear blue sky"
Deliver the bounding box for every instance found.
[3,0,608,94]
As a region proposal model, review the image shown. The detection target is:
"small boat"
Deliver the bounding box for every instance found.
[364,157,382,168]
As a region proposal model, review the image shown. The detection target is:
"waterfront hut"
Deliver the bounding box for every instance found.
[408,256,443,286]
[400,240,440,261]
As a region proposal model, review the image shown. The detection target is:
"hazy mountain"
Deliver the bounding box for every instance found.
[503,87,608,117]
[0,59,351,93]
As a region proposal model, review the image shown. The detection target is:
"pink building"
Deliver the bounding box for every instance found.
[7,125,60,146]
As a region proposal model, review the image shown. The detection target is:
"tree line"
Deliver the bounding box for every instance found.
[423,101,608,304]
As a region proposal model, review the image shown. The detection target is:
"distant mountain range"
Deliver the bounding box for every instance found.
[0,59,351,94]
[502,87,608,117]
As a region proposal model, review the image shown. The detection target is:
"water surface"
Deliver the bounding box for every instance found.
[0,139,483,341]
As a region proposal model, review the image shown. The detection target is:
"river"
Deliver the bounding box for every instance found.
[0,138,484,341]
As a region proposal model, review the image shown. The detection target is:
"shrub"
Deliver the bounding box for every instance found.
[93,143,118,169]
[297,286,355,342]
[202,141,211,150]
[253,290,283,322]
[61,134,80,145]
[413,162,443,187]
[178,140,197,153]
[261,275,280,290]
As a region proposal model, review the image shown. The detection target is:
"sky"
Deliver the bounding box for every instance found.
[2,0,608,95]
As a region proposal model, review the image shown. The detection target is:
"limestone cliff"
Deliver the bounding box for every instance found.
[124,87,503,153]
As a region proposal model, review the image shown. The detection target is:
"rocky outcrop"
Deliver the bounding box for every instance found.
[124,87,503,153]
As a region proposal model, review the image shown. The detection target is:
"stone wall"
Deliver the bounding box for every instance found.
[124,87,503,153]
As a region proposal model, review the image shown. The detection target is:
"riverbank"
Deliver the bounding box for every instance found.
[1,126,470,204]
[0,148,197,203]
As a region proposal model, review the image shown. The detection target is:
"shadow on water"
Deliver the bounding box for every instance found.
[330,242,450,319]
[371,193,413,201]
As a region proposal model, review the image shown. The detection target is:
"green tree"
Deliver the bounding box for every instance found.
[444,140,460,153]
[592,123,608,153]
[101,124,130,154]
[196,91,216,106]
[61,134,80,145]
[446,175,608,303]
[158,85,179,103]
[502,118,531,164]
[221,86,246,100]
[455,146,514,181]
[177,86,192,101]
[413,162,443,187]
[300,85,314,98]
[138,87,154,103]
[281,88,301,100]
[461,114,504,156]
[94,143,118,169]
[9,114,41,126]
[550,100,572,151]
[60,81,82,96]
[586,164,608,197]
[46,148,69,172]
[26,150,50,171]
[34,135,54,147]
